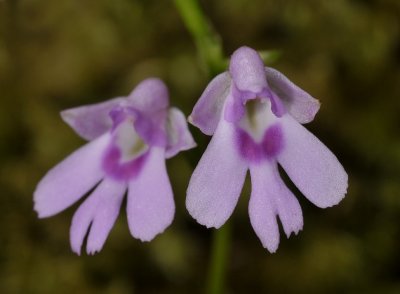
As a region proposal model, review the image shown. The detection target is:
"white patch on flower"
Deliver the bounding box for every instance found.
[238,99,277,142]
[114,119,149,162]
[166,114,179,147]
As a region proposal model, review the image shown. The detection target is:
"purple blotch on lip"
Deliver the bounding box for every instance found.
[102,145,148,181]
[235,123,284,163]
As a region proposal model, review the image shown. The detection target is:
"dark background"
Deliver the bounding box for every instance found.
[1,0,400,293]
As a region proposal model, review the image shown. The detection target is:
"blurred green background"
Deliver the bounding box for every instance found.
[1,0,400,293]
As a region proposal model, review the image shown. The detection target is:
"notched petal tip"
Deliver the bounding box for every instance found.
[33,196,49,219]
[69,179,125,256]
[185,201,223,229]
[283,222,303,239]
[263,241,279,254]
[249,163,304,253]
[87,246,101,256]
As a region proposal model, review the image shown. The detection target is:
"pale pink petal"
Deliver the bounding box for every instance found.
[165,107,196,159]
[248,164,280,253]
[189,72,231,135]
[127,78,169,114]
[278,115,348,208]
[186,119,248,228]
[229,46,267,93]
[127,147,174,241]
[69,179,126,255]
[34,133,110,218]
[125,78,170,147]
[265,67,320,124]
[61,98,125,140]
[249,163,303,253]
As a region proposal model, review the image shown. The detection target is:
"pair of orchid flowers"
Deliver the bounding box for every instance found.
[34,46,348,255]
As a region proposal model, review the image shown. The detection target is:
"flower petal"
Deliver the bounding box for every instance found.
[266,67,320,124]
[189,72,231,135]
[278,115,348,208]
[249,163,303,253]
[34,133,110,218]
[132,109,167,147]
[127,78,169,114]
[69,179,126,255]
[127,147,174,241]
[165,107,196,158]
[125,78,170,146]
[61,98,125,140]
[229,46,267,93]
[248,164,279,253]
[186,119,248,228]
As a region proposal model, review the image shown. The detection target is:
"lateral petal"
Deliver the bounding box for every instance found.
[278,115,348,208]
[189,72,231,135]
[34,133,110,218]
[61,98,125,140]
[165,107,196,158]
[266,67,320,124]
[186,119,248,228]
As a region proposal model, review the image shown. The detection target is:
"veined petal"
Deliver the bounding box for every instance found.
[189,72,231,135]
[127,147,175,241]
[34,133,110,218]
[69,179,126,255]
[249,163,303,253]
[127,78,169,114]
[229,46,267,93]
[165,107,196,159]
[186,119,248,228]
[278,115,348,208]
[266,67,320,124]
[61,97,125,141]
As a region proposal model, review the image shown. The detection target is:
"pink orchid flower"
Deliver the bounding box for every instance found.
[34,78,196,255]
[186,47,348,252]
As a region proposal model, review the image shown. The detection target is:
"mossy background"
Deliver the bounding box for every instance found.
[1,0,400,293]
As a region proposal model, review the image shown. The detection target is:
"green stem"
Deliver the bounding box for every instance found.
[173,0,225,76]
[206,223,232,294]
[173,1,231,293]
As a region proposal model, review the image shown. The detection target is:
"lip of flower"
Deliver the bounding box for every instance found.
[102,115,150,182]
[33,78,196,255]
[186,46,348,252]
[235,99,284,163]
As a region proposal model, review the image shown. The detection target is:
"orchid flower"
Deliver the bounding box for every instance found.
[34,78,196,255]
[186,46,348,252]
